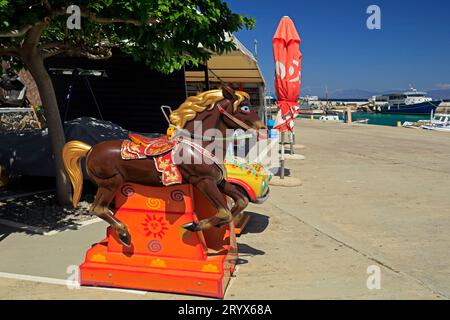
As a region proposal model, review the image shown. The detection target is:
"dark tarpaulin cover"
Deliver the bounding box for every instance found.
[0,117,130,177]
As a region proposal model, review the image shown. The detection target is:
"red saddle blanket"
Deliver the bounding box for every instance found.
[128,133,178,157]
[121,135,182,186]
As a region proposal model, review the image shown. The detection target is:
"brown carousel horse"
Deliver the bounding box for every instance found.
[62,87,266,246]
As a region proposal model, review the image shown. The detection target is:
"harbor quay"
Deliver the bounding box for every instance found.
[1,119,448,299]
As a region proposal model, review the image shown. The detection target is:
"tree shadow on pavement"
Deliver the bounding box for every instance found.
[0,226,12,242]
[0,224,30,243]
[0,179,98,240]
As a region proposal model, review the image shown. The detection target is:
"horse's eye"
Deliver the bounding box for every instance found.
[240,105,250,113]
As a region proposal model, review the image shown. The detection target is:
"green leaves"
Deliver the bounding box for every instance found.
[0,0,8,9]
[0,0,255,74]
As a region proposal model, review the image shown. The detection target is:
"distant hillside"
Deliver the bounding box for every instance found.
[427,89,450,100]
[323,89,450,100]
[329,89,377,100]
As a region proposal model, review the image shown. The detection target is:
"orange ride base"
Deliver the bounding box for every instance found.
[79,183,238,298]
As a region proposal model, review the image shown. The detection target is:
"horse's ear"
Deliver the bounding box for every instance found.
[222,86,236,100]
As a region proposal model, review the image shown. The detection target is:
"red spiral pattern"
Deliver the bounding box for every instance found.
[121,184,135,197]
[170,190,185,202]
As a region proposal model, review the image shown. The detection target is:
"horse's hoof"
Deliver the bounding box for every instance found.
[119,232,132,247]
[182,222,201,232]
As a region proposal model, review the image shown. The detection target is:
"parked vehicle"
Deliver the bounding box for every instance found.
[224,157,272,204]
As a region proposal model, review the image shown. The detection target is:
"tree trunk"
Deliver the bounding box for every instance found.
[24,52,72,205]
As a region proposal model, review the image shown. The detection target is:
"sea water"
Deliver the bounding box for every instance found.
[299,113,427,127]
[350,113,426,127]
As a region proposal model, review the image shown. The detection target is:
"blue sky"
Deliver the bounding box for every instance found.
[227,0,450,96]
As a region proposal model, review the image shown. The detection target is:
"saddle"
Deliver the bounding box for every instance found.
[121,132,227,186]
[128,133,178,157]
[121,133,182,186]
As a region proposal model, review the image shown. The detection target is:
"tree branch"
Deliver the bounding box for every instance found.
[39,41,67,50]
[44,45,113,60]
[51,8,158,26]
[0,45,21,57]
[42,48,67,59]
[0,25,33,38]
[0,4,157,38]
[67,48,113,60]
[22,20,49,53]
[41,40,114,59]
[39,40,70,59]
[43,0,52,12]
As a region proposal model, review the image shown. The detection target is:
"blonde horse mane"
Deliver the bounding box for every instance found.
[170,89,250,128]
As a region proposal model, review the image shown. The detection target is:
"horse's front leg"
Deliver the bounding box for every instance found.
[183,177,232,232]
[217,179,249,222]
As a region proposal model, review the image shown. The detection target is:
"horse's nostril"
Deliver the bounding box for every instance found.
[253,121,266,130]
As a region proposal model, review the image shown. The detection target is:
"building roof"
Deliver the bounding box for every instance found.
[185,34,265,85]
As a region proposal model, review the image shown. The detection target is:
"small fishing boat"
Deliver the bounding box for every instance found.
[354,118,369,124]
[402,120,428,129]
[421,113,450,132]
[319,115,341,122]
[299,96,324,115]
[403,112,450,132]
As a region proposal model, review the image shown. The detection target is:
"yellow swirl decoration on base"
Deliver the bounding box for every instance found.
[150,258,167,268]
[201,264,219,273]
[91,254,107,263]
[146,198,162,210]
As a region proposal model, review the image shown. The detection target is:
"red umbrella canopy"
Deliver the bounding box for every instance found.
[273,16,302,132]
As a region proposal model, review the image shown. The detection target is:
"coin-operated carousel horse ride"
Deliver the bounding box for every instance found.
[62,87,267,298]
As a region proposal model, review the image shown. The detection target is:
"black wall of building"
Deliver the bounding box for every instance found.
[45,52,187,133]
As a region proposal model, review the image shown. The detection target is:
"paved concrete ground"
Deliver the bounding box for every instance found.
[0,120,449,299]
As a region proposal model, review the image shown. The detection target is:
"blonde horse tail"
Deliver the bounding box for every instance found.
[62,141,92,208]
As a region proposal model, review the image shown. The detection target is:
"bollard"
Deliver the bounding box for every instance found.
[291,132,295,154]
[346,107,352,124]
[397,121,402,127]
[280,132,285,179]
[310,115,314,120]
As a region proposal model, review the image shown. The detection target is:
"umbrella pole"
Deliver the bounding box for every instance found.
[290,132,294,155]
[280,132,285,179]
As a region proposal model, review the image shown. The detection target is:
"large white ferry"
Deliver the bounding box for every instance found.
[371,87,441,115]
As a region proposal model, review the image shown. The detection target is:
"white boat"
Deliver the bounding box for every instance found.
[421,113,450,132]
[402,119,430,129]
[403,112,450,132]
[354,118,369,124]
[319,115,341,122]
[301,107,324,115]
[299,96,324,115]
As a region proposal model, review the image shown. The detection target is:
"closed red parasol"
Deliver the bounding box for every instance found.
[273,16,302,132]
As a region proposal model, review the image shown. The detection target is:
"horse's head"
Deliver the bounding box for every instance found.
[218,86,267,137]
[170,87,267,140]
